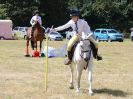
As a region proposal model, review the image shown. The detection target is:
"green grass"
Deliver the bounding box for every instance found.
[0,39,133,99]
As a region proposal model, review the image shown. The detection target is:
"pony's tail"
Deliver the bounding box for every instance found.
[31,40,34,50]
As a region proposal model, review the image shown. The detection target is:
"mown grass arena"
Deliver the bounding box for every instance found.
[0,39,133,99]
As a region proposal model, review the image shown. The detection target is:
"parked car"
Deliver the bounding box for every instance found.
[0,20,13,40]
[12,27,28,39]
[48,32,63,41]
[93,28,124,42]
[66,31,76,40]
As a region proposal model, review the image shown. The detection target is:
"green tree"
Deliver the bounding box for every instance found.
[39,0,69,27]
[1,0,69,27]
[68,0,133,33]
[1,0,133,33]
[0,4,8,19]
[1,0,39,26]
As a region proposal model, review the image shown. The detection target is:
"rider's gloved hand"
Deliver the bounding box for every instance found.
[50,28,56,32]
[45,26,55,33]
[45,28,51,33]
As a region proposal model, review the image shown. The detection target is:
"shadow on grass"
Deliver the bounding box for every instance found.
[81,88,129,97]
[93,88,128,97]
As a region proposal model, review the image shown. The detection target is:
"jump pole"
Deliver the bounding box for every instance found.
[45,32,48,91]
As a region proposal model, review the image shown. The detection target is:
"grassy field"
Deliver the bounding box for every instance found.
[0,39,133,99]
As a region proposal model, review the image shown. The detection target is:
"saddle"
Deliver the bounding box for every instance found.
[70,41,98,60]
[70,41,99,70]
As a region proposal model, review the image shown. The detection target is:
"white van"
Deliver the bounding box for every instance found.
[0,20,13,40]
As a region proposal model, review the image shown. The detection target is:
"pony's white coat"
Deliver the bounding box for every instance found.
[69,39,94,95]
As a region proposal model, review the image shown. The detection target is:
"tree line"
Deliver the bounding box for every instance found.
[0,0,133,34]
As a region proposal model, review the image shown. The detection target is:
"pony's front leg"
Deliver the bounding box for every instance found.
[76,64,83,93]
[34,41,37,51]
[69,64,74,89]
[88,60,94,95]
[31,40,35,56]
[40,41,42,53]
[25,38,30,57]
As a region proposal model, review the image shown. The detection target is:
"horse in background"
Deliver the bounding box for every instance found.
[25,21,44,57]
[69,38,94,95]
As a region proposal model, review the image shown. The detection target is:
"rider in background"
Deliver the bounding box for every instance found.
[30,10,42,39]
[130,28,133,41]
[51,9,102,65]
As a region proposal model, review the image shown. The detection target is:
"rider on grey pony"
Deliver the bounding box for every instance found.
[51,9,102,65]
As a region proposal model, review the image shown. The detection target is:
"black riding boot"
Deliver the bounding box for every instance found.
[90,42,102,61]
[95,49,102,61]
[64,51,73,65]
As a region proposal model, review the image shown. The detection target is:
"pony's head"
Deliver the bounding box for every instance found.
[80,39,90,50]
[79,39,91,61]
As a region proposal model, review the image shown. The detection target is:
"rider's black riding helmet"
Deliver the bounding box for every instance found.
[70,9,80,17]
[33,10,39,15]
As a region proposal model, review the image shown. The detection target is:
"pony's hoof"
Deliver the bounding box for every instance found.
[69,83,74,89]
[89,91,94,96]
[76,89,80,93]
[69,86,74,89]
[25,54,30,57]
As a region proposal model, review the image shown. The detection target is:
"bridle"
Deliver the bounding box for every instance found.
[80,39,92,69]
